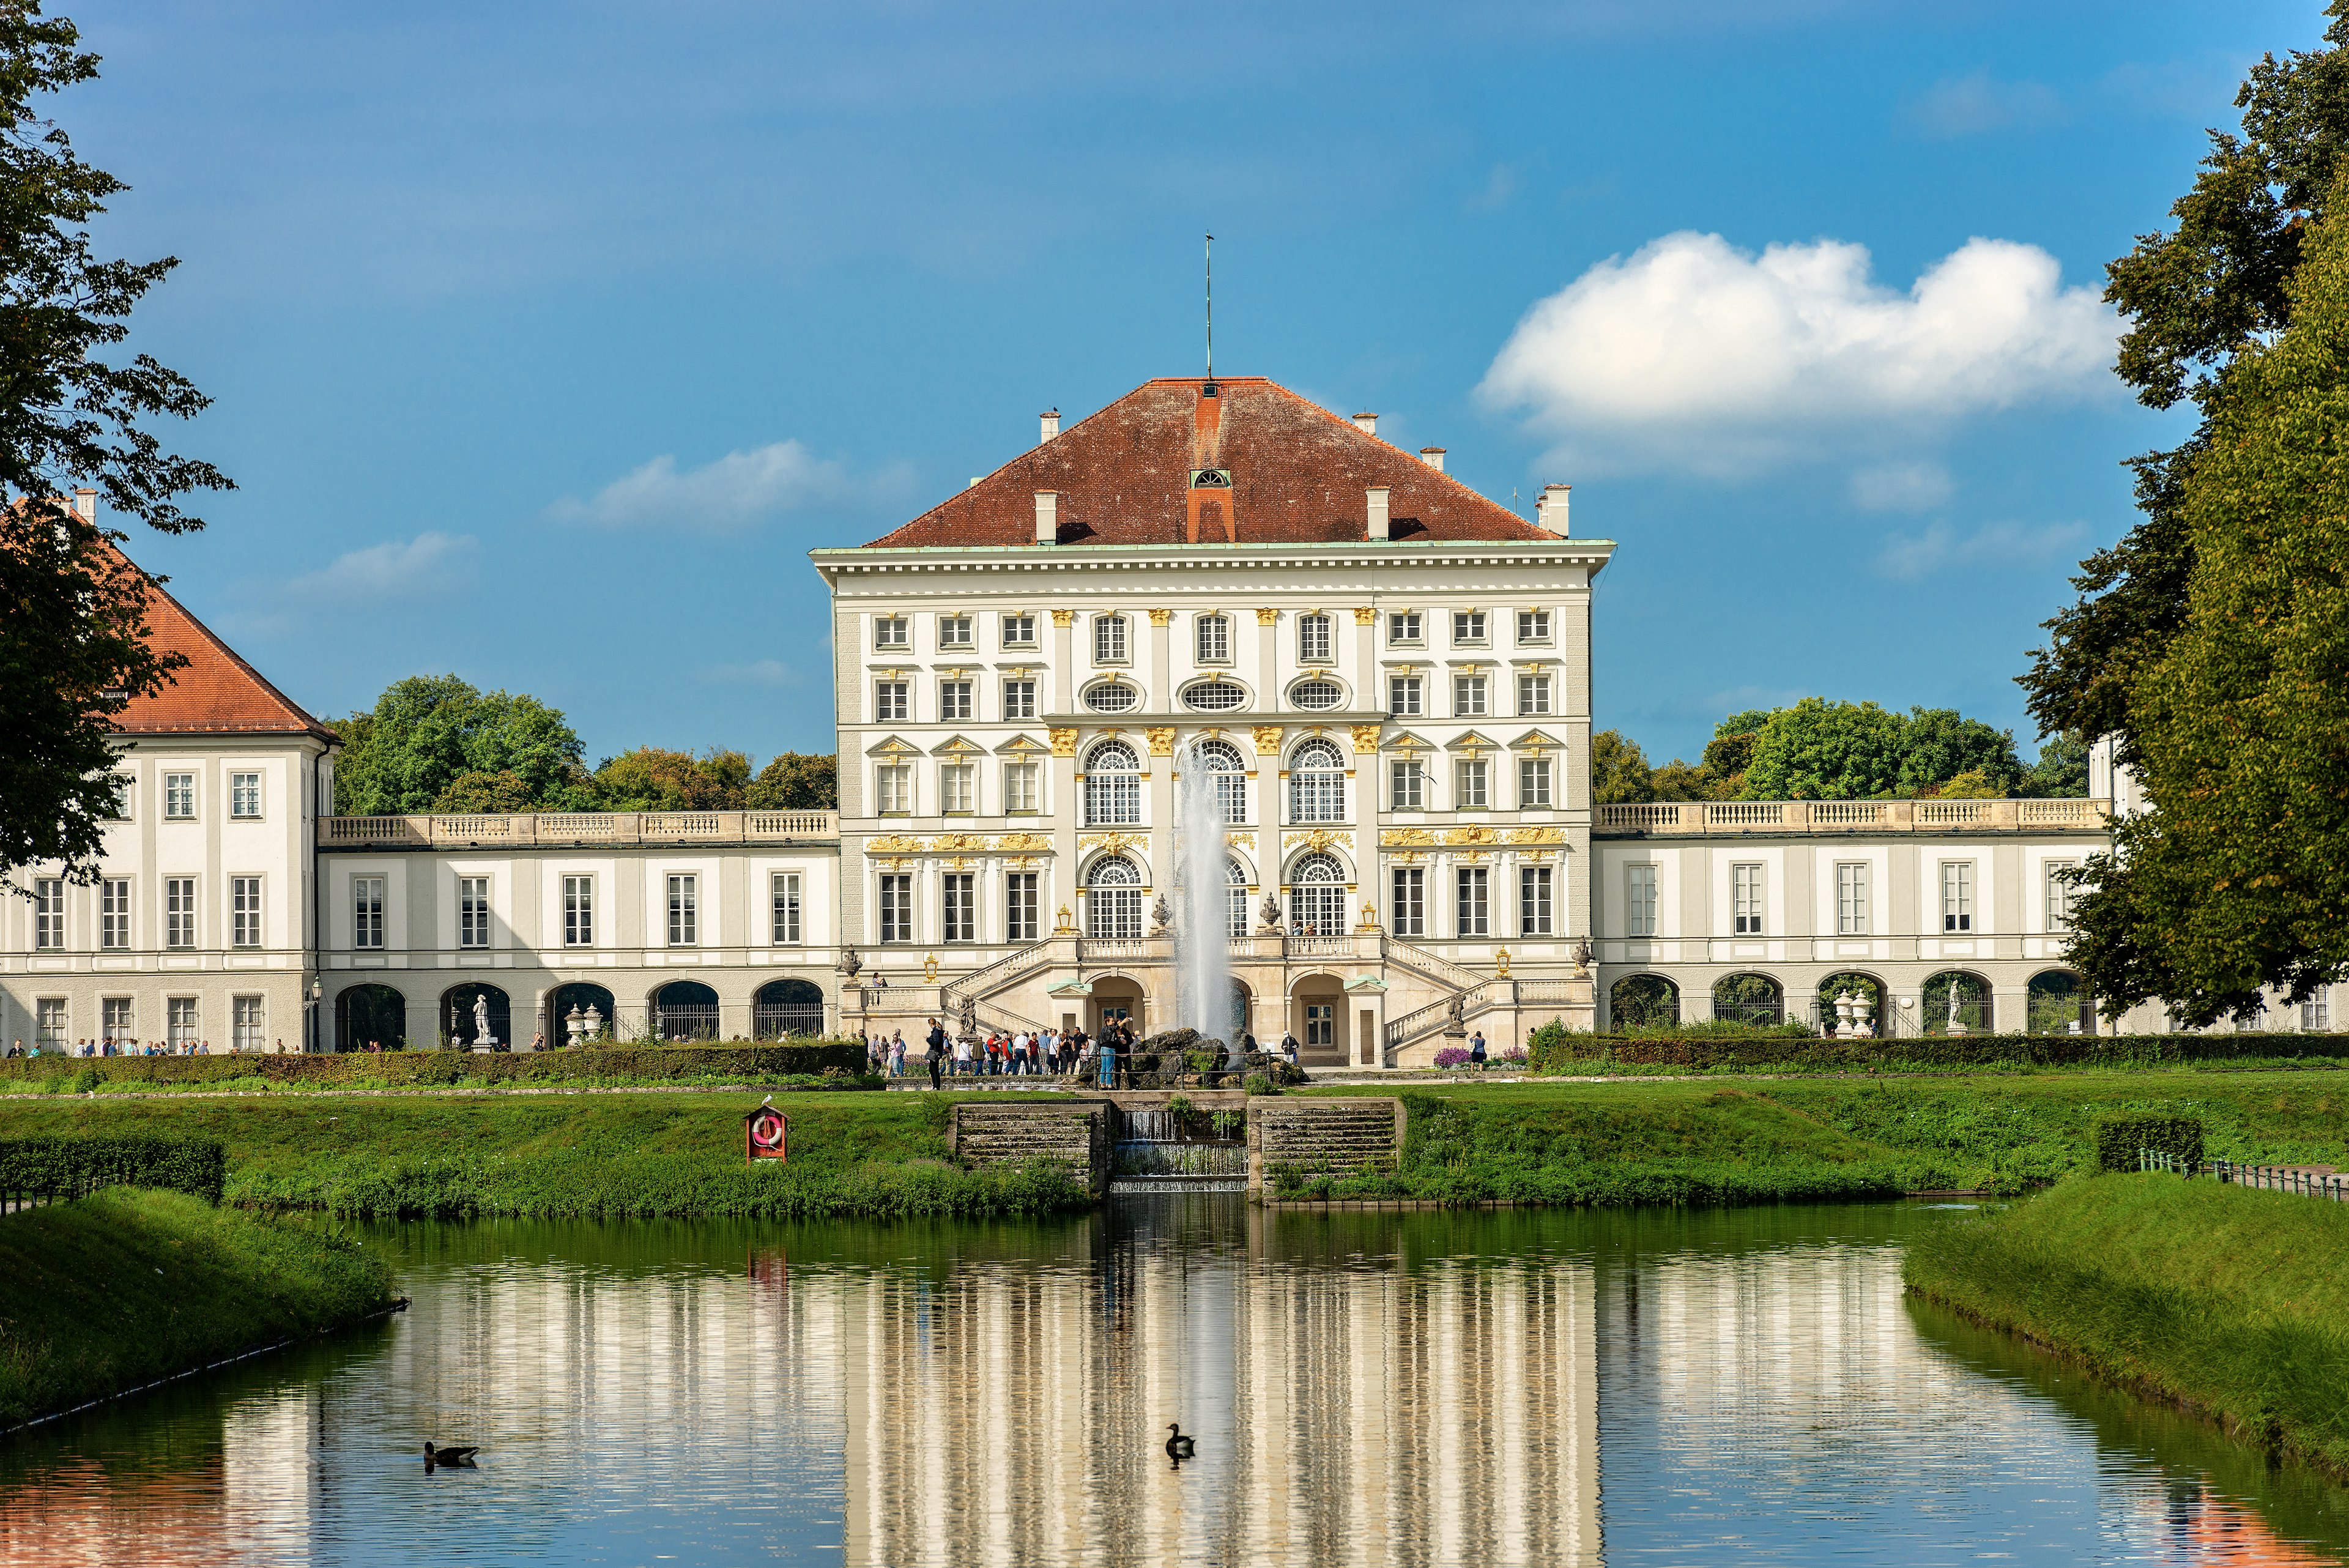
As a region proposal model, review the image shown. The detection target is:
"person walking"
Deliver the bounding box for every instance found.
[1469,1029,1488,1069]
[954,1032,973,1077]
[925,1018,948,1090]
[889,1031,907,1077]
[1280,1028,1299,1068]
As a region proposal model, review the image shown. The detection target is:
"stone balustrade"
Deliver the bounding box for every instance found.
[1592,797,2110,836]
[319,810,839,849]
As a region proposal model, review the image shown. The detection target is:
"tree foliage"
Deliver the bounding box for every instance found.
[748,751,838,811]
[1589,729,1653,804]
[592,748,751,811]
[1604,701,2032,803]
[333,675,591,815]
[0,8,231,887]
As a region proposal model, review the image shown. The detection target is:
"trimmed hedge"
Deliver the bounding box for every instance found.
[2094,1113,2204,1172]
[0,1135,226,1203]
[0,1040,869,1091]
[1529,1030,2349,1075]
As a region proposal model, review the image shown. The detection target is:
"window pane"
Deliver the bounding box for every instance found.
[1628,864,1657,938]
[772,872,800,944]
[1388,611,1421,643]
[165,773,195,819]
[232,877,264,948]
[357,876,386,949]
[1197,614,1230,663]
[1457,760,1488,809]
[1298,614,1332,663]
[1094,615,1127,662]
[1453,675,1486,716]
[667,874,697,946]
[1006,873,1039,941]
[233,995,265,1051]
[1001,613,1036,647]
[562,875,592,946]
[230,772,262,818]
[165,878,196,948]
[1520,866,1553,935]
[1455,868,1488,936]
[1390,760,1423,811]
[1391,868,1425,937]
[1518,758,1551,808]
[1732,864,1763,935]
[1003,680,1036,719]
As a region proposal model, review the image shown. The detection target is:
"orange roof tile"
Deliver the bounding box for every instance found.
[866,377,1554,548]
[110,554,333,740]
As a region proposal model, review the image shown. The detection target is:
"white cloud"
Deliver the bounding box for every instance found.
[288,531,477,597]
[1874,518,2091,581]
[697,658,796,688]
[547,440,852,530]
[1849,460,1953,513]
[1477,231,2120,476]
[1906,72,2066,138]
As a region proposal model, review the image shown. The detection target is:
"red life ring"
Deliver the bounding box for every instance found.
[749,1110,785,1150]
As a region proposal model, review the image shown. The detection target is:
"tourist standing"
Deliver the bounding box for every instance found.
[1469,1030,1487,1068]
[1097,1031,1116,1089]
[890,1031,907,1077]
[1011,1030,1030,1076]
[925,1018,947,1090]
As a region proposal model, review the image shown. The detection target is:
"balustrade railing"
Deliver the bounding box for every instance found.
[320,811,839,848]
[1594,798,2112,836]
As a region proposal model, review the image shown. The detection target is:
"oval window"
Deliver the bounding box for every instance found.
[1182,680,1247,712]
[1085,683,1139,713]
[1290,680,1343,710]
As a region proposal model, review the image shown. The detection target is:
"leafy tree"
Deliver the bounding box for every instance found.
[748,751,838,811]
[2065,165,2349,1025]
[2021,732,2090,798]
[0,10,231,887]
[593,748,750,811]
[1929,768,2005,801]
[334,675,590,814]
[1740,699,1909,800]
[430,769,536,814]
[1896,708,2023,797]
[1589,729,1653,804]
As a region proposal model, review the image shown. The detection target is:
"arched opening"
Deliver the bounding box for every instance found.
[2028,970,2091,1035]
[1086,855,1145,940]
[1182,737,1247,825]
[1287,738,1346,823]
[440,983,510,1049]
[1083,740,1140,827]
[336,983,407,1052]
[1922,970,1993,1035]
[1287,852,1346,937]
[653,979,721,1042]
[1712,973,1783,1027]
[755,978,826,1039]
[1091,974,1145,1038]
[1814,972,1885,1035]
[1288,972,1345,1066]
[1609,974,1681,1031]
[1226,978,1254,1045]
[549,983,616,1047]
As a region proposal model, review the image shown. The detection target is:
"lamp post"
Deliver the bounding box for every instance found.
[304,975,324,1053]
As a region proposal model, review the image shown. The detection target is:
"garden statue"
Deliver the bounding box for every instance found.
[1260,891,1282,932]
[838,945,862,979]
[1572,936,1594,976]
[565,1005,585,1047]
[583,1003,603,1038]
[1946,983,1967,1037]
[1152,894,1173,932]
[472,993,494,1046]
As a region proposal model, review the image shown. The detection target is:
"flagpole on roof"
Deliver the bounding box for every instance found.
[1204,232,1214,382]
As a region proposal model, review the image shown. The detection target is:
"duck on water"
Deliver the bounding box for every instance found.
[424,1443,480,1467]
[1165,1424,1195,1464]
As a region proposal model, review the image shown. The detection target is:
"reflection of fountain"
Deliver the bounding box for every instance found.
[1174,742,1233,1044]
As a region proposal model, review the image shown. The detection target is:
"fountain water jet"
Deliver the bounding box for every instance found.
[1174,741,1234,1047]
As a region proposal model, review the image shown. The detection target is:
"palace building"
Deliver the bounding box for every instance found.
[4,373,2297,1060]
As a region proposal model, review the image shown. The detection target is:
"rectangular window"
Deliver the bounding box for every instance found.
[941,873,976,943]
[1520,866,1554,936]
[561,875,592,947]
[666,874,698,946]
[874,681,909,722]
[232,995,265,1052]
[1004,762,1039,814]
[1627,864,1658,938]
[1093,614,1127,663]
[35,998,65,1049]
[940,764,975,814]
[1457,759,1489,809]
[1387,610,1422,644]
[355,875,386,949]
[100,878,131,949]
[1000,612,1036,648]
[937,614,973,649]
[1518,757,1553,808]
[874,615,908,650]
[1392,868,1426,937]
[1732,863,1764,935]
[2304,992,2332,1031]
[1196,613,1230,663]
[938,680,973,720]
[1455,867,1490,937]
[32,879,64,949]
[771,872,802,945]
[1452,610,1486,644]
[456,875,488,949]
[1002,679,1036,720]
[1297,612,1333,664]
[103,997,133,1041]
[1836,862,1870,936]
[1517,609,1552,644]
[168,997,198,1049]
[1453,673,1487,717]
[1518,673,1551,715]
[1390,759,1425,811]
[877,765,913,815]
[1086,768,1141,827]
[107,774,133,819]
[165,877,196,948]
[1006,873,1039,942]
[1389,675,1422,717]
[1941,861,1975,932]
[164,772,195,820]
[879,874,914,943]
[229,771,262,819]
[2045,861,2077,931]
[231,876,264,948]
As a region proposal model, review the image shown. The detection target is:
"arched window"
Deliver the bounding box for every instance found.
[1288,851,1346,937]
[1226,857,1249,938]
[1609,975,1680,1030]
[653,979,719,1041]
[1713,973,1783,1027]
[1288,738,1346,823]
[754,978,825,1039]
[336,983,407,1052]
[1085,740,1141,826]
[1087,855,1144,940]
[2028,970,2089,1035]
[1186,738,1246,824]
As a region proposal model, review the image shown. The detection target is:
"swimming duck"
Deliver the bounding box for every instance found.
[423,1443,480,1465]
[1165,1424,1195,1460]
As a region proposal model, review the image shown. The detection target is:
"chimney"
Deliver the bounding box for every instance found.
[1352,412,1378,437]
[1034,490,1058,545]
[1366,486,1390,542]
[1039,408,1060,443]
[1537,483,1571,536]
[1419,447,1447,474]
[72,487,95,522]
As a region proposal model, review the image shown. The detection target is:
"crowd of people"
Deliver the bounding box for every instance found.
[859,1017,1302,1089]
[4,1036,267,1057]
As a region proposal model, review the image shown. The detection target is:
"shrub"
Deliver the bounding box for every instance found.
[1244,1074,1273,1096]
[0,1039,870,1090]
[2093,1113,2205,1172]
[0,1135,227,1203]
[1433,1046,1472,1069]
[1527,1030,2349,1076]
[1496,1045,1528,1065]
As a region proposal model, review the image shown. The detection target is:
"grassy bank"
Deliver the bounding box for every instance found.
[0,1091,1089,1220]
[1528,1027,2349,1076]
[1904,1175,2349,1476]
[0,1188,395,1425]
[0,1041,871,1095]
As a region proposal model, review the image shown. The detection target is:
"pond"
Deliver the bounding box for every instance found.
[4,1199,2347,1566]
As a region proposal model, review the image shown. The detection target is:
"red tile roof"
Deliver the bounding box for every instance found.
[113,555,334,740]
[865,377,1555,548]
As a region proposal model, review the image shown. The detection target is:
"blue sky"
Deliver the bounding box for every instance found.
[70,0,2317,768]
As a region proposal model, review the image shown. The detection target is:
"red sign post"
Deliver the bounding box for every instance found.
[744,1104,789,1162]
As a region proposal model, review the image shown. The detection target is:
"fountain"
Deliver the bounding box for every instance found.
[1173,741,1234,1049]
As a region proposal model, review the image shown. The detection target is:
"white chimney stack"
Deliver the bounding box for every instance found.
[1039,408,1060,442]
[1537,483,1571,536]
[1353,412,1378,437]
[1419,446,1446,474]
[71,487,95,522]
[1034,490,1058,545]
[1366,486,1390,542]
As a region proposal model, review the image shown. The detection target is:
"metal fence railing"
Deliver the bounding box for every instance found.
[2139,1148,2349,1201]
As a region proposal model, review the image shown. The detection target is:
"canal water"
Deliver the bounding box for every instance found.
[4,1199,2347,1566]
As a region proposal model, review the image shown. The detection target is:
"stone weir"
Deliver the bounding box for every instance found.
[948,1096,1404,1199]
[944,1102,1111,1198]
